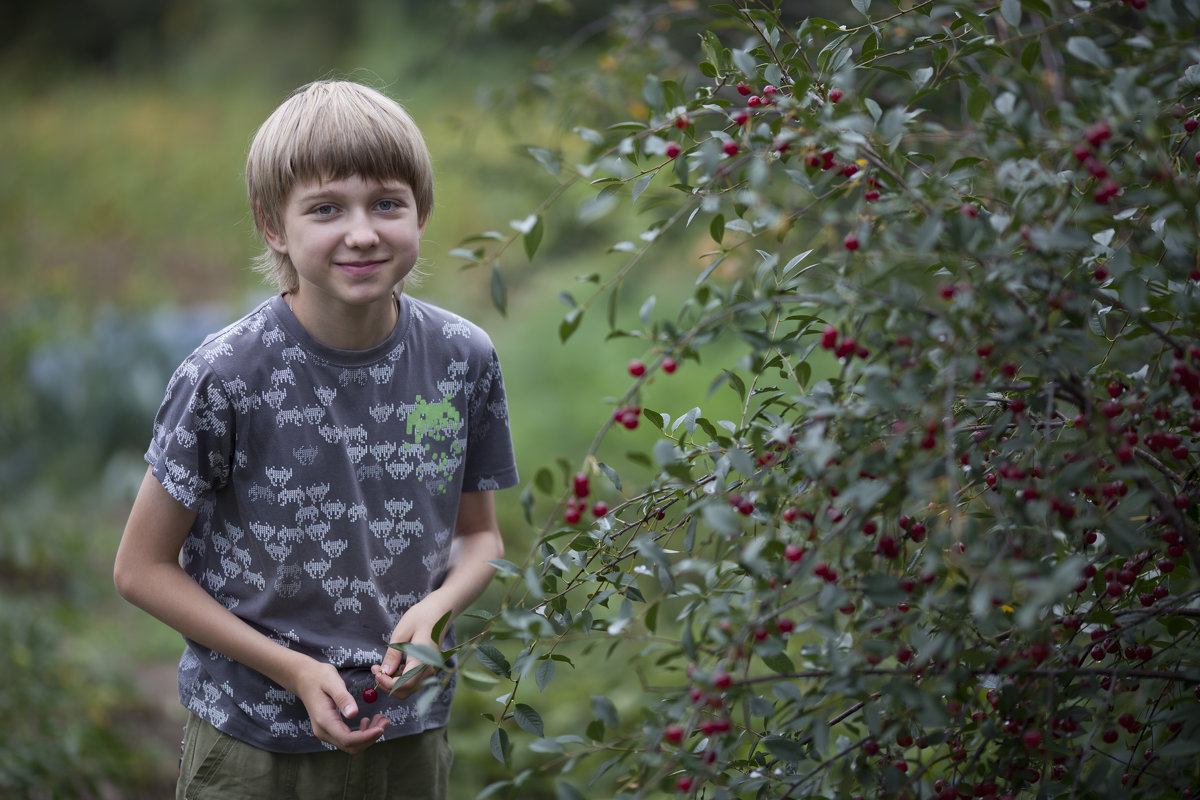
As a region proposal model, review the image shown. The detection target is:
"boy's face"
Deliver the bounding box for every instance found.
[265,174,426,312]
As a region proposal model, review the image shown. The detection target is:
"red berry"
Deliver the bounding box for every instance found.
[736,81,753,96]
[362,686,378,704]
[864,188,881,202]
[665,141,682,159]
[573,472,590,498]
[675,775,694,792]
[843,233,860,251]
[662,356,678,373]
[820,324,839,350]
[1102,728,1119,743]
[628,359,646,377]
[591,501,608,517]
[723,140,740,156]
[674,114,690,129]
[1185,118,1198,133]
[829,88,844,103]
[1085,121,1112,147]
[664,723,685,743]
[734,110,750,126]
[784,543,805,563]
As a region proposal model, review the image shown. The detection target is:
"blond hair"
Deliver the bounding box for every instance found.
[246,80,435,293]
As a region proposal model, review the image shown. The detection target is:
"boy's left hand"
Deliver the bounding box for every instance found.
[372,599,448,700]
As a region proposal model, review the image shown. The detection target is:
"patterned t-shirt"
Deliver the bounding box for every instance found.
[145,292,519,753]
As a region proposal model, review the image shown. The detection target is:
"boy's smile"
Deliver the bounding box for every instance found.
[266,174,426,349]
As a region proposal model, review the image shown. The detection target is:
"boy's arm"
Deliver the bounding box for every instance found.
[114,467,390,753]
[373,489,504,698]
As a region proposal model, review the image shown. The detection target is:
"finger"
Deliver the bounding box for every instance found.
[379,645,406,677]
[385,665,434,700]
[327,682,359,720]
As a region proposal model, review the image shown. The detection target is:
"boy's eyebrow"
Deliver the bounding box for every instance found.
[293,180,414,204]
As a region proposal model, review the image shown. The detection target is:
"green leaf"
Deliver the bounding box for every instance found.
[762,735,806,765]
[554,780,588,800]
[535,657,556,690]
[528,146,562,178]
[490,266,507,315]
[488,558,522,577]
[1066,36,1111,69]
[642,73,664,110]
[597,461,622,492]
[391,642,445,670]
[591,695,619,729]
[1020,39,1041,72]
[476,644,512,678]
[560,308,584,342]
[999,0,1021,27]
[967,85,989,122]
[513,703,545,737]
[430,609,454,646]
[489,728,511,765]
[631,173,653,206]
[710,213,726,244]
[523,215,544,261]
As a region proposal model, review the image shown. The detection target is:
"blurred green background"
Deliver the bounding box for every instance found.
[0,2,738,796]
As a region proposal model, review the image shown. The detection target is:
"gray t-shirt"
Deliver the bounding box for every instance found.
[146,293,518,753]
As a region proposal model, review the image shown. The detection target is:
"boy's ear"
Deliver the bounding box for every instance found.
[262,224,288,254]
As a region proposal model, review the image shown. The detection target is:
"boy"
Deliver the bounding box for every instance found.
[114,80,519,799]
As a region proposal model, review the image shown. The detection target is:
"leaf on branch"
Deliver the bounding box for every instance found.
[597,461,622,491]
[513,702,545,737]
[528,146,562,178]
[489,728,511,766]
[591,695,619,729]
[560,308,583,342]
[999,0,1021,27]
[762,734,807,765]
[476,644,512,678]
[491,266,507,315]
[535,657,556,690]
[1066,36,1111,69]
[522,216,544,262]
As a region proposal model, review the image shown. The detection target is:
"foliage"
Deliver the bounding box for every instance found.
[452,1,1200,798]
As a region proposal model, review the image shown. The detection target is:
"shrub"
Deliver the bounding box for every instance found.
[454,1,1200,798]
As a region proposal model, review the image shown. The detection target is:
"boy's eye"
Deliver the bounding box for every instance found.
[312,204,337,216]
[376,199,400,212]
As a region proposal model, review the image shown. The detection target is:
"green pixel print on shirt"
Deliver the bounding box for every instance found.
[404,395,464,493]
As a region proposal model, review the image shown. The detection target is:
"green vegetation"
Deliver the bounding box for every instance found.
[6,2,1200,799]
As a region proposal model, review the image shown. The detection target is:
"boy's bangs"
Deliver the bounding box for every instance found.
[288,116,422,189]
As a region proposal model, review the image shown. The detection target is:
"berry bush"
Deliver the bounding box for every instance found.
[453,1,1200,798]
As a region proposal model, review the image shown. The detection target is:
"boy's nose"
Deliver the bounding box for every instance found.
[344,213,380,248]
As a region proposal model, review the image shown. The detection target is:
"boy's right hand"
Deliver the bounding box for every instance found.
[292,659,389,754]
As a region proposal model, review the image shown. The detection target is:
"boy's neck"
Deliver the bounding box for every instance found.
[286,290,400,351]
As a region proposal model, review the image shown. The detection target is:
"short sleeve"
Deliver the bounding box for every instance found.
[463,347,519,492]
[145,356,235,509]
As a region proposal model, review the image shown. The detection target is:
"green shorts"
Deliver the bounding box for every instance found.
[176,712,452,800]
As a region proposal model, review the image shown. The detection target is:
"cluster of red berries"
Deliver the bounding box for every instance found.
[1074,120,1120,204]
[564,472,609,523]
[818,323,869,360]
[612,403,641,430]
